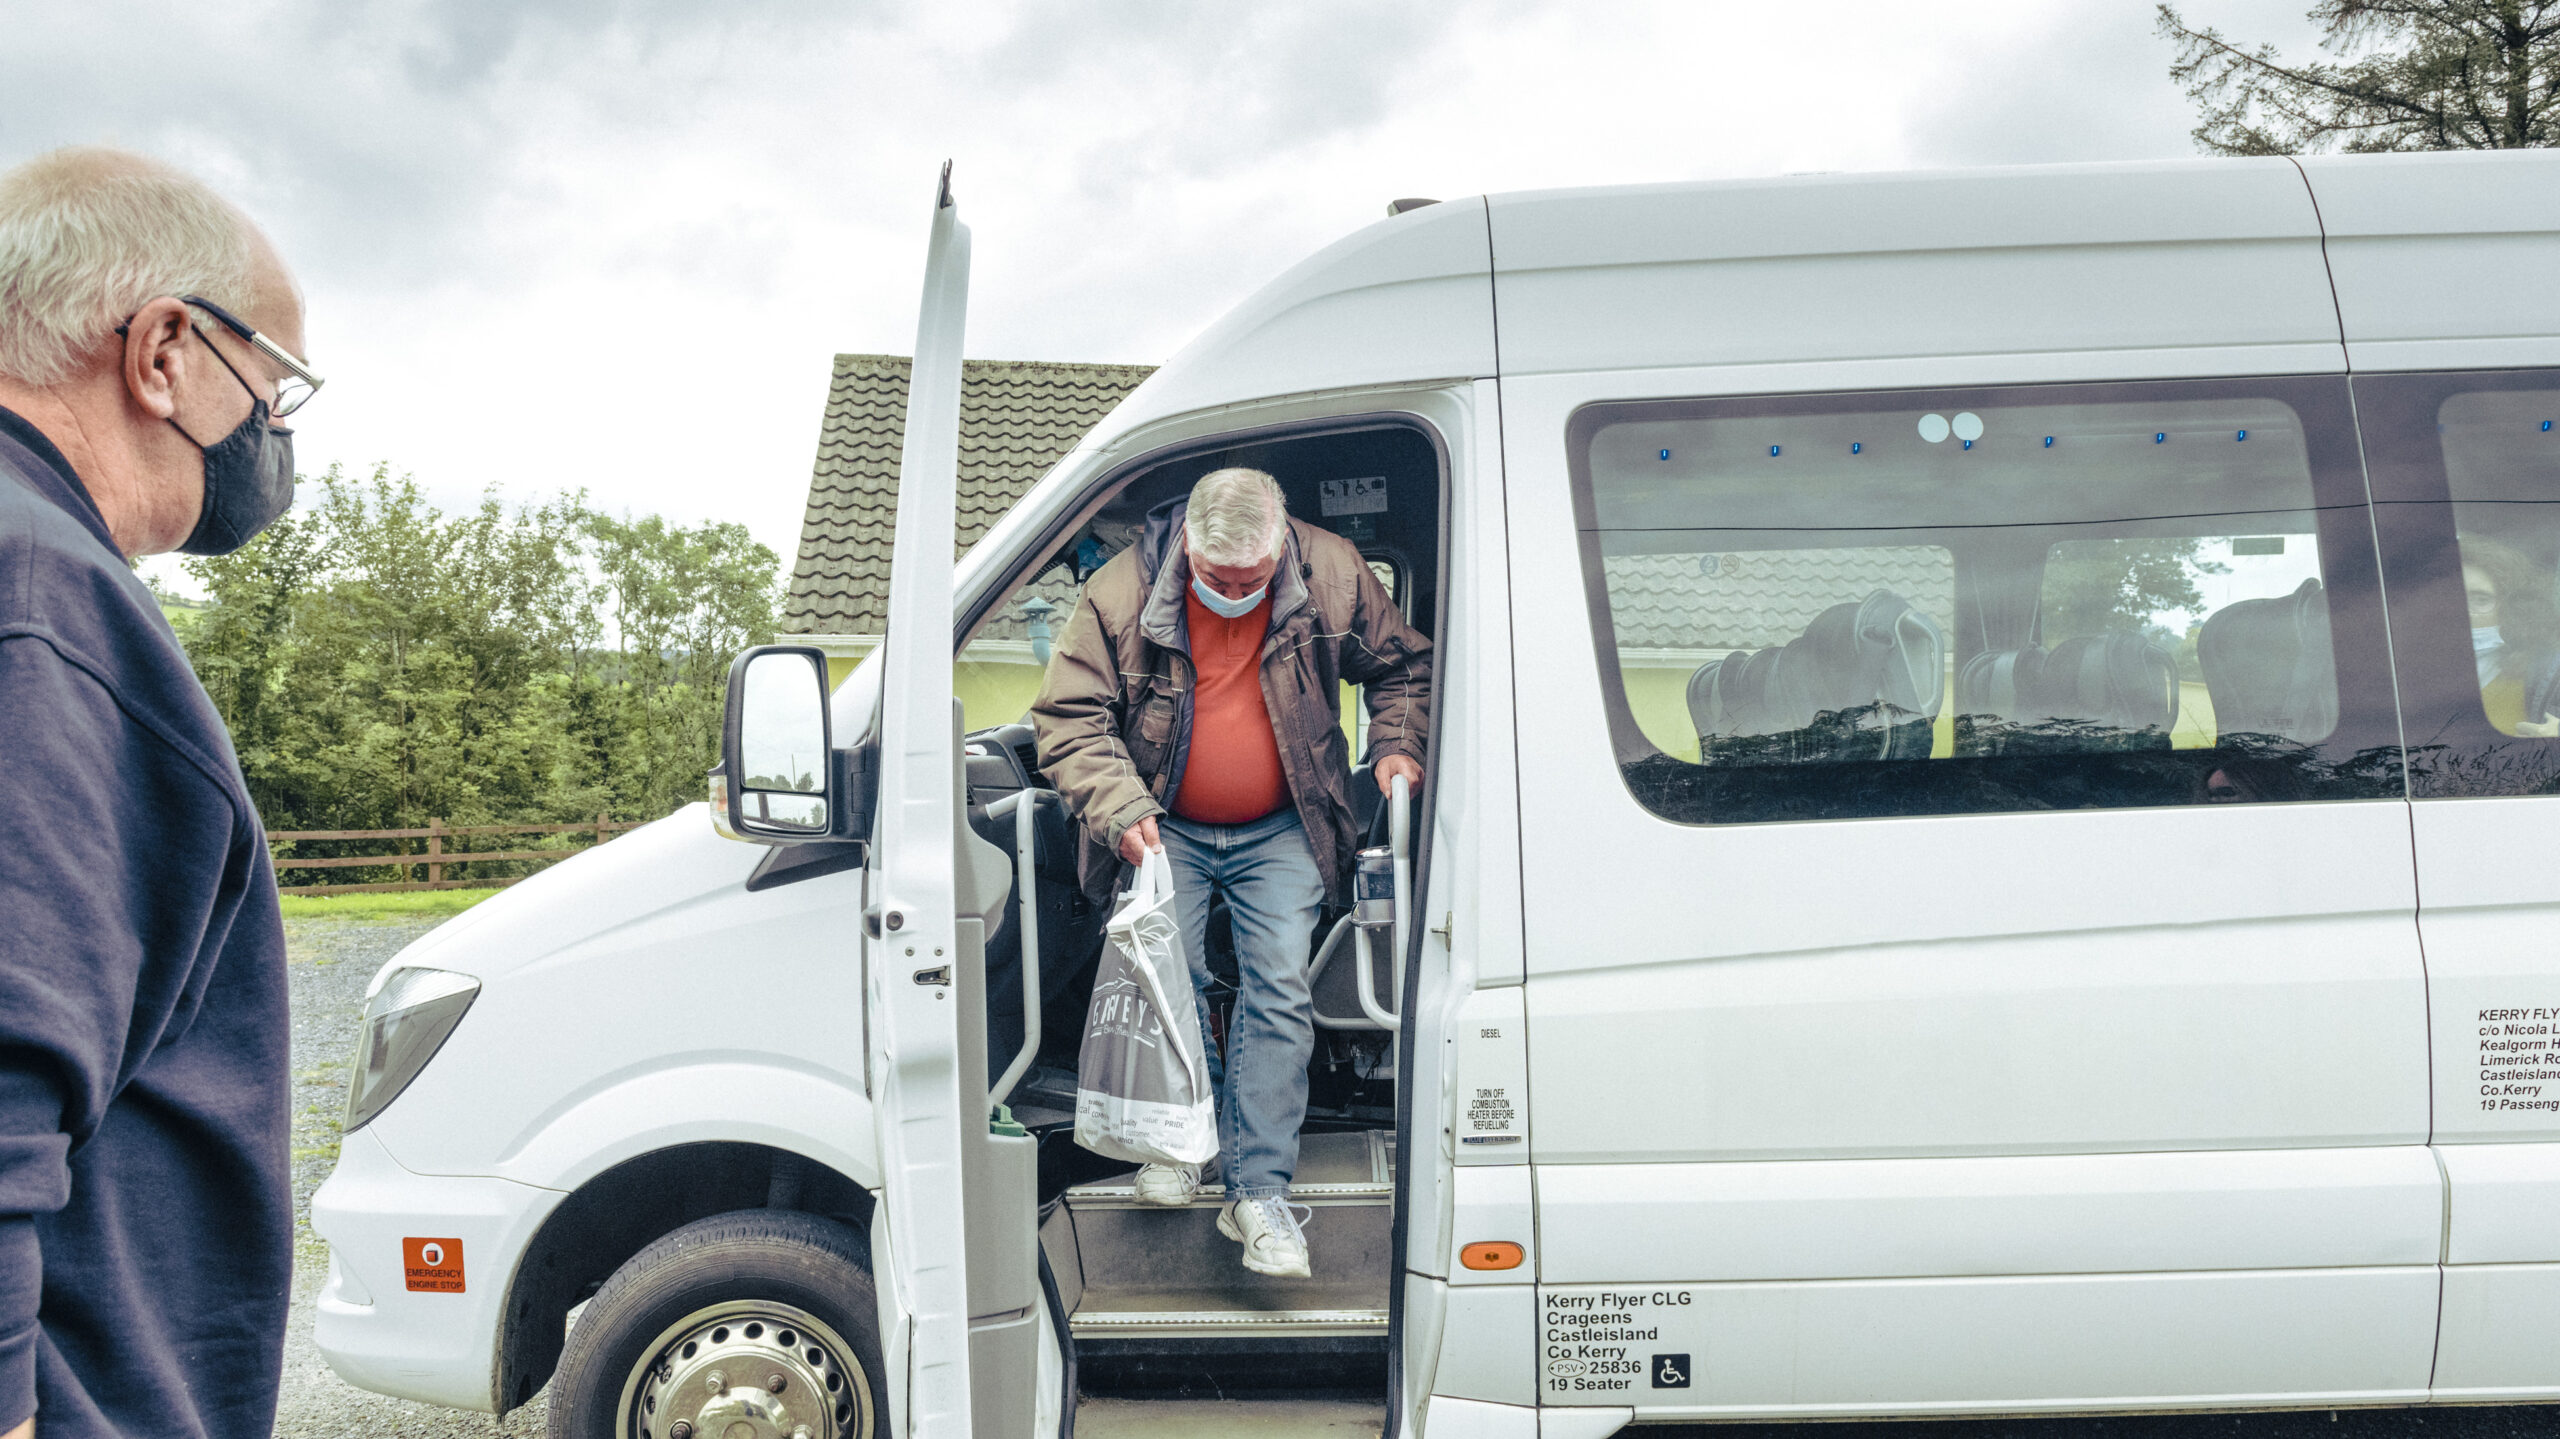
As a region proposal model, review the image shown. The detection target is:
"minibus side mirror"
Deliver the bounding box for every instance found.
[712,645,874,846]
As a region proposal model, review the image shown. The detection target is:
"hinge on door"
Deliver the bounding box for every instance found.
[1431,911,1453,946]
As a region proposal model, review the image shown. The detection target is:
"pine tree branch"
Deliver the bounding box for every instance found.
[2161,0,2560,149]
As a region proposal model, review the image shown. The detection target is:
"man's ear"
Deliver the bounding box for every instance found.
[119,296,194,423]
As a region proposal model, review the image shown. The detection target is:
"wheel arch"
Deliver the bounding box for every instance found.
[493,1141,877,1415]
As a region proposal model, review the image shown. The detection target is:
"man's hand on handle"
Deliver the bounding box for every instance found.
[1374,754,1422,795]
[1117,815,1163,867]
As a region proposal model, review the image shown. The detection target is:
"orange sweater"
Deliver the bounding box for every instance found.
[1173,591,1289,824]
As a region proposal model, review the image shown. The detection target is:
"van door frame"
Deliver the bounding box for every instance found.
[952,403,1460,1418]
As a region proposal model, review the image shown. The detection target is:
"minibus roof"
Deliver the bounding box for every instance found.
[965,151,2560,600]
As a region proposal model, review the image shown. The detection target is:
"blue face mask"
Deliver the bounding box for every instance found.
[1192,574,1267,619]
[2477,625,2506,686]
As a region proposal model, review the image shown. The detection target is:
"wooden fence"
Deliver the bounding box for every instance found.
[265,813,645,895]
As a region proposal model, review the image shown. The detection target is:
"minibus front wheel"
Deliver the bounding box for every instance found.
[547,1208,881,1439]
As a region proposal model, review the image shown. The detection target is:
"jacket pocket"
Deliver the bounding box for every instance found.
[1125,689,1177,778]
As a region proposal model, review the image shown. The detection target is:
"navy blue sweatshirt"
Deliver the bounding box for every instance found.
[0,407,289,1438]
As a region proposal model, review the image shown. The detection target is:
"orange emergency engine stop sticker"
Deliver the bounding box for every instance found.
[403,1237,465,1293]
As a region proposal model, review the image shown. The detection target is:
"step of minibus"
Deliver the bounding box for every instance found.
[1051,1130,1391,1340]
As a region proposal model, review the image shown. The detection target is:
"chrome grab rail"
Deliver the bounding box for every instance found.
[1349,772,1411,1030]
[1306,913,1385,1031]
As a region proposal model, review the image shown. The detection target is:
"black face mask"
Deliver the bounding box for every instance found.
[171,334,296,557]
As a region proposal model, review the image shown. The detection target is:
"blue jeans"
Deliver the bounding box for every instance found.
[1159,808,1327,1201]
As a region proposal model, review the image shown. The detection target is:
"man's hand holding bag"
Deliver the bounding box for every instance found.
[1073,846,1218,1166]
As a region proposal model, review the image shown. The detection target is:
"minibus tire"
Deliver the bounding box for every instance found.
[546,1208,882,1439]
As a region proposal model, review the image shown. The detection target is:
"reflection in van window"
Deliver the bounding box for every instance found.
[2453,533,2560,737]
[2437,392,2560,739]
[1608,547,1954,764]
[960,569,1083,732]
[2034,535,2332,753]
[1576,390,2351,824]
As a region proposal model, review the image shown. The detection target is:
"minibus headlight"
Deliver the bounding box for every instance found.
[344,967,479,1132]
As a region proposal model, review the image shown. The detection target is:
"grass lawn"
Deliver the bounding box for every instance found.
[277,888,503,921]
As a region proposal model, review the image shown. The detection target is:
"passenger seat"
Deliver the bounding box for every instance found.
[1687,589,1944,763]
[1955,633,2179,755]
[2197,577,2335,743]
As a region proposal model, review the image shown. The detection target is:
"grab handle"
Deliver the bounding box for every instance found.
[987,790,1048,1106]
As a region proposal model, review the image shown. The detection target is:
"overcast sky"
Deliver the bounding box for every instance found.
[2,0,2331,596]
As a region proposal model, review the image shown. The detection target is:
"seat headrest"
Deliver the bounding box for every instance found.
[1687,589,1944,762]
[2197,578,2334,743]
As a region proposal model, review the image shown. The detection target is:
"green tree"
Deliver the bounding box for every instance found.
[185,464,601,830]
[2041,538,2225,647]
[585,511,783,820]
[2159,2,2560,153]
[179,464,781,852]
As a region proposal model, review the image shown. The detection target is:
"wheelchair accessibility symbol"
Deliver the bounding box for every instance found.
[1651,1353,1691,1389]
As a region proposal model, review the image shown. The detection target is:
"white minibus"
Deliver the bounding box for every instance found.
[314,150,2560,1439]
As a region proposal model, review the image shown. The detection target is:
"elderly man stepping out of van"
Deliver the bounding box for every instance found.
[1034,467,1430,1277]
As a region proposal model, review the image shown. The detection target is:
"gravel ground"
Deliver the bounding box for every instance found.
[273,915,547,1437]
[267,917,2560,1439]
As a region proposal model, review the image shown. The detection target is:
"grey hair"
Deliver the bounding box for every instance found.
[0,148,260,387]
[1185,467,1288,567]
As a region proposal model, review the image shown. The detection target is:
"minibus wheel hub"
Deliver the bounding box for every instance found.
[623,1299,865,1439]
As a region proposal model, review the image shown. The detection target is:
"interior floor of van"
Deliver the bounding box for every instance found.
[947,422,1443,1378]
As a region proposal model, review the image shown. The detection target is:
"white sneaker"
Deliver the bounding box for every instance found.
[1132,1163,1199,1206]
[1216,1196,1313,1278]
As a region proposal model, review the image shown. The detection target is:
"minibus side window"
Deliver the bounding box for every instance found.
[1570,378,2399,825]
[2358,371,2560,796]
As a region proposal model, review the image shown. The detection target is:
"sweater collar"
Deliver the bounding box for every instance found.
[0,405,119,557]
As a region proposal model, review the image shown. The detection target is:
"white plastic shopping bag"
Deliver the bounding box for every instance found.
[1074,846,1218,1166]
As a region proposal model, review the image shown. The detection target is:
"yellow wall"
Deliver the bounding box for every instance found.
[1621,665,1705,763]
[958,655,1049,733]
[2173,681,2217,749]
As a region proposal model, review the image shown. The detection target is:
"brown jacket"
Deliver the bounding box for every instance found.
[1030,499,1431,906]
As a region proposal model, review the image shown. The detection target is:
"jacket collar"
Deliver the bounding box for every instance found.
[1134,495,1311,655]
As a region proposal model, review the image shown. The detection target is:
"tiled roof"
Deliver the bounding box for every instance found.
[1602,547,1956,654]
[783,354,1157,635]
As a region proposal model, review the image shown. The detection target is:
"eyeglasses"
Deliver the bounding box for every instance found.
[179,294,324,419]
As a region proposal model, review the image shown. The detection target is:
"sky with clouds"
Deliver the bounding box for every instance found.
[1,0,2334,595]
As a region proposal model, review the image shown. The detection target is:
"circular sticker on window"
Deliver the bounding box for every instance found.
[1917,413,1952,444]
